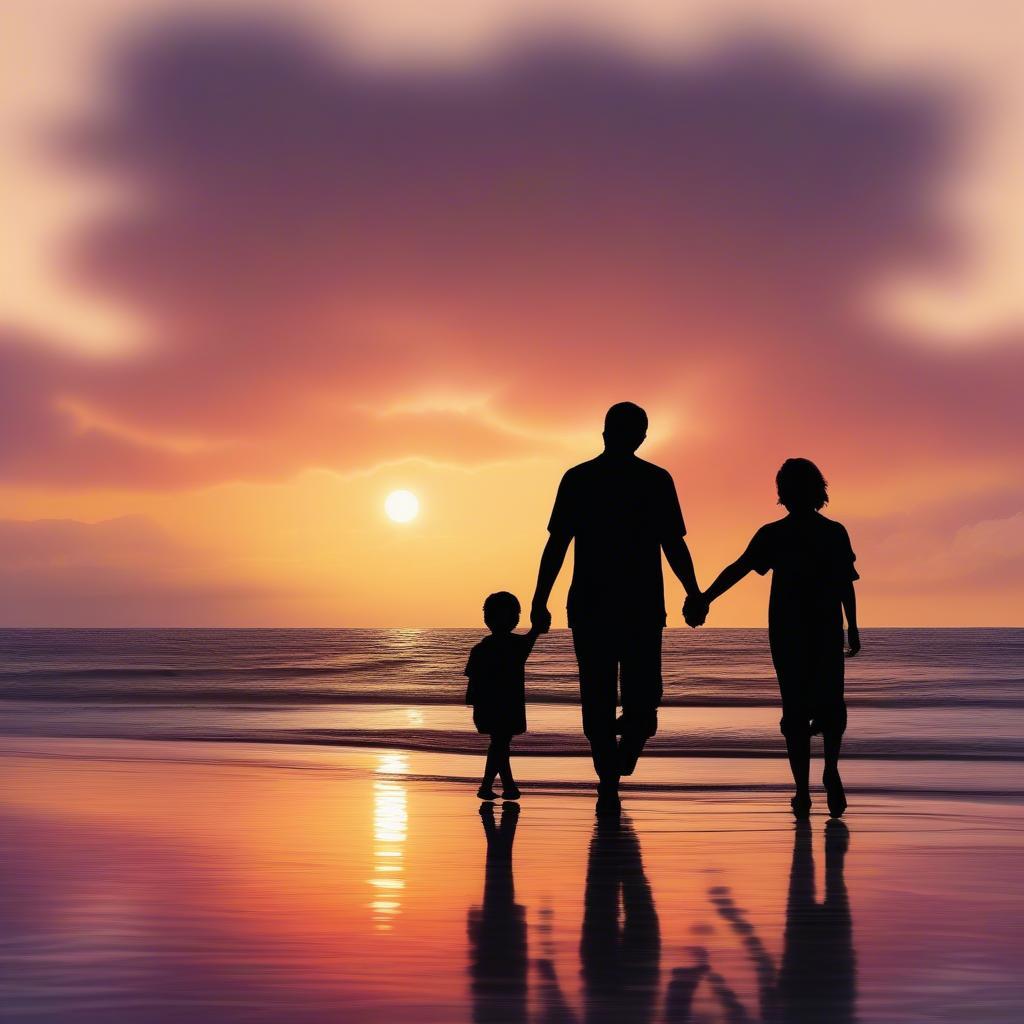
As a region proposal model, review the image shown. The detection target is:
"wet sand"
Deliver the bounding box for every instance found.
[0,738,1021,1022]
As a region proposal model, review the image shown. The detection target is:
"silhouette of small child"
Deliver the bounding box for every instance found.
[694,459,861,818]
[465,592,541,801]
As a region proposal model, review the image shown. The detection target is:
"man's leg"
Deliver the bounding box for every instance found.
[618,627,663,776]
[573,628,620,788]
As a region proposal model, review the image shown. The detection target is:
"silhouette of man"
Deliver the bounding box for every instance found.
[531,402,701,813]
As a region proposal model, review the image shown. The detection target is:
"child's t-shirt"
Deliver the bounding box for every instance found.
[464,633,531,707]
[741,512,858,632]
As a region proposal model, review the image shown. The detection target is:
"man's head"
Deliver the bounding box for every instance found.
[603,402,648,455]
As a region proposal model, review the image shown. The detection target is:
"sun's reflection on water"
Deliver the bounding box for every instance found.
[370,753,409,931]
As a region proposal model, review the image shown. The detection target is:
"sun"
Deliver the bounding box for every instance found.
[384,489,419,524]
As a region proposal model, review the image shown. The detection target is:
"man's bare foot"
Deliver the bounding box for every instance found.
[596,782,621,816]
[790,792,812,819]
[502,785,521,800]
[477,785,499,800]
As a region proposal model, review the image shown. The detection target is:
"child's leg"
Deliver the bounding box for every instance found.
[784,730,811,796]
[481,737,503,789]
[494,736,516,790]
[823,731,842,776]
[822,730,847,817]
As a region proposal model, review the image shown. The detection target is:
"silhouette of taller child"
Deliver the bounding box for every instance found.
[531,403,702,814]
[695,459,860,818]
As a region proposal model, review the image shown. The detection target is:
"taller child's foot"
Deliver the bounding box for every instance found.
[477,785,499,801]
[823,768,847,818]
[502,785,521,801]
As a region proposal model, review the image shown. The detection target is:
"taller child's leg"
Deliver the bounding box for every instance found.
[823,731,842,775]
[784,730,811,795]
[821,648,848,816]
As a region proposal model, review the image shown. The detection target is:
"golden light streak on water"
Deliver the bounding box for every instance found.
[370,752,409,930]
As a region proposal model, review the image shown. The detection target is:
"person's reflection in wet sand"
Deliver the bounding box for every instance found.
[580,814,661,1024]
[709,819,857,1023]
[536,814,707,1024]
[467,802,528,1024]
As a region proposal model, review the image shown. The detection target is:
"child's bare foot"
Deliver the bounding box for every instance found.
[477,785,499,800]
[823,768,847,818]
[790,792,812,819]
[502,785,521,800]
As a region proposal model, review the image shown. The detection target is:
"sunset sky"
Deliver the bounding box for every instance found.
[3,0,1023,626]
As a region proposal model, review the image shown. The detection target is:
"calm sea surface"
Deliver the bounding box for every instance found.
[0,628,1020,775]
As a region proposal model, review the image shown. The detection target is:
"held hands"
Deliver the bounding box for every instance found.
[846,626,861,657]
[683,593,709,628]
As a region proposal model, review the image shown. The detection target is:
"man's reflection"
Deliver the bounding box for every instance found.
[467,802,528,1024]
[710,819,857,1023]
[580,814,661,1023]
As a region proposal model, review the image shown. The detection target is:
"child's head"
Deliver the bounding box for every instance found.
[483,591,521,634]
[776,458,828,512]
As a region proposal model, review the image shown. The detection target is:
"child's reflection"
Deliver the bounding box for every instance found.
[709,819,857,1023]
[467,802,528,1024]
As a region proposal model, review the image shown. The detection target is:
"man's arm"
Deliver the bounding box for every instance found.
[530,531,571,633]
[842,581,860,656]
[662,535,701,598]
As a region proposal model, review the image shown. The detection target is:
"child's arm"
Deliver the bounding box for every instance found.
[842,581,860,656]
[522,624,543,656]
[702,555,754,605]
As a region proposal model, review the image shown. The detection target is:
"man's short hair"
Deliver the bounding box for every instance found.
[604,402,648,437]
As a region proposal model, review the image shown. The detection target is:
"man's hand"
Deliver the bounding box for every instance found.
[683,594,709,628]
[845,627,861,657]
[531,603,552,634]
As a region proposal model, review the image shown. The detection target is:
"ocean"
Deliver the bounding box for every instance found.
[1,628,1021,777]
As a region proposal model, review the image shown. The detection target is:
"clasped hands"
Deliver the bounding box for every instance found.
[683,592,709,628]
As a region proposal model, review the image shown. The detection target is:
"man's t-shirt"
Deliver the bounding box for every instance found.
[741,512,859,632]
[547,454,686,629]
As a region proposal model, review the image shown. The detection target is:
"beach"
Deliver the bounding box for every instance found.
[0,628,1021,1021]
[1,736,1022,1023]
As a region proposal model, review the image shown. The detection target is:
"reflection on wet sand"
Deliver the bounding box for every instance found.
[468,802,528,1023]
[469,812,855,1023]
[708,819,856,1023]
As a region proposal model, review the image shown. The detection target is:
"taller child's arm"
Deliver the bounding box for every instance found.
[842,581,860,656]
[702,554,754,604]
